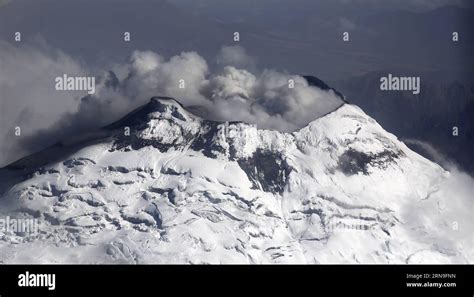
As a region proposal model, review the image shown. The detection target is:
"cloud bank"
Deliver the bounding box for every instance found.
[0,42,343,166]
[0,40,89,166]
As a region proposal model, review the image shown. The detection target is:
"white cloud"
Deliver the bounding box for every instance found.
[216,45,256,71]
[0,44,344,166]
[201,64,343,131]
[0,40,89,166]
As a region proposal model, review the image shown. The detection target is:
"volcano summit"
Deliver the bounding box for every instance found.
[0,95,471,264]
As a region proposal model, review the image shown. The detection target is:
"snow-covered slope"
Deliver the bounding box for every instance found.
[0,97,471,264]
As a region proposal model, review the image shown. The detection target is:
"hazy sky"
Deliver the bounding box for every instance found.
[0,0,472,166]
[170,0,471,12]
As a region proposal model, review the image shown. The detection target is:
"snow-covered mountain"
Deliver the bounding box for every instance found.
[0,96,471,264]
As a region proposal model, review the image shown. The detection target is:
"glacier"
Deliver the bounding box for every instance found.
[0,96,471,264]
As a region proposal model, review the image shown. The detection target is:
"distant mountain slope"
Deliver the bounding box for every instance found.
[335,70,474,173]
